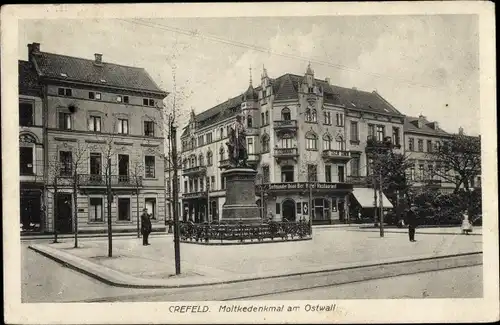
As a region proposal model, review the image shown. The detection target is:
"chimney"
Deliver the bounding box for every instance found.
[325,77,330,85]
[417,114,426,128]
[27,42,40,57]
[458,126,464,135]
[94,53,103,65]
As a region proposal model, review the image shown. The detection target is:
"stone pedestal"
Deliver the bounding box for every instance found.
[221,168,261,224]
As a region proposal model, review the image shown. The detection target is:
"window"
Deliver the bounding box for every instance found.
[323,134,332,150]
[247,138,254,154]
[376,125,385,141]
[306,109,312,122]
[262,135,270,153]
[265,111,269,124]
[324,111,331,125]
[211,176,215,189]
[19,102,34,126]
[312,109,317,122]
[350,121,359,142]
[418,164,425,180]
[308,164,317,182]
[338,166,345,183]
[88,92,101,100]
[409,138,415,151]
[198,154,204,166]
[58,112,72,130]
[90,153,102,176]
[145,155,155,178]
[221,175,226,190]
[144,121,154,137]
[263,165,270,183]
[116,95,123,102]
[392,127,400,146]
[58,88,72,96]
[189,179,193,192]
[368,124,375,138]
[198,135,204,146]
[59,151,72,176]
[336,138,345,151]
[118,198,131,221]
[281,165,294,182]
[117,119,129,134]
[143,98,155,107]
[418,139,424,152]
[276,203,281,215]
[306,132,318,150]
[226,125,231,138]
[247,116,253,128]
[261,112,265,124]
[308,86,314,93]
[262,89,267,98]
[123,96,129,104]
[88,116,101,132]
[207,151,213,166]
[325,165,332,182]
[206,132,212,144]
[145,198,156,220]
[89,198,103,222]
[336,113,344,126]
[427,140,432,152]
[20,147,33,175]
[219,147,225,162]
[409,166,415,181]
[219,128,224,139]
[350,157,360,177]
[281,134,293,148]
[281,107,291,121]
[184,180,188,192]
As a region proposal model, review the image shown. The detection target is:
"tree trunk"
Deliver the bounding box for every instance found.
[136,190,140,238]
[73,172,78,248]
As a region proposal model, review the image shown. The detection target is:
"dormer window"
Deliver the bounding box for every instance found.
[58,88,72,97]
[89,92,101,100]
[123,96,129,104]
[143,98,155,107]
[60,73,67,77]
[308,87,314,93]
[116,95,122,103]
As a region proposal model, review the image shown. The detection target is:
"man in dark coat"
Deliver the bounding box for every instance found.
[141,208,152,246]
[406,205,418,242]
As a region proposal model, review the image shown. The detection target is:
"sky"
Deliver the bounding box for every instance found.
[18,15,480,135]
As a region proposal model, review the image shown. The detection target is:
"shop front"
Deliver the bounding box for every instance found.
[257,182,353,225]
[20,184,44,232]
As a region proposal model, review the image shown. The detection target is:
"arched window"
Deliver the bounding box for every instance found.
[183,158,188,169]
[198,153,204,166]
[206,151,213,166]
[312,109,317,122]
[323,134,332,150]
[219,147,225,161]
[265,111,269,124]
[335,135,345,151]
[305,109,312,122]
[281,133,293,148]
[262,135,270,153]
[191,155,196,167]
[247,115,253,128]
[190,137,196,149]
[306,132,318,150]
[281,107,291,121]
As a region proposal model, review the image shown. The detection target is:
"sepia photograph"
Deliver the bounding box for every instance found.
[2,2,498,324]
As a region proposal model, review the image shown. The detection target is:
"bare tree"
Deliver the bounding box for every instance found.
[129,153,145,238]
[45,146,63,243]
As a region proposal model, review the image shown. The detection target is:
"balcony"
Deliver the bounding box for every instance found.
[346,175,370,186]
[182,165,207,177]
[273,147,299,162]
[78,174,142,187]
[365,136,393,154]
[273,120,298,135]
[322,149,352,162]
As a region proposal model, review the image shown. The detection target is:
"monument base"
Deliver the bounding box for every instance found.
[221,168,262,224]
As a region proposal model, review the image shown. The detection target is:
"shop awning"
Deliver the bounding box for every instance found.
[351,187,393,208]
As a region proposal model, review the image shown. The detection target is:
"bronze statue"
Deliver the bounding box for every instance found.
[226,114,248,167]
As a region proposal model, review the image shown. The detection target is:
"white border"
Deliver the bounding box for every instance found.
[2,2,498,324]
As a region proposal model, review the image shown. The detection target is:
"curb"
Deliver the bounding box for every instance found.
[21,232,173,241]
[28,244,483,290]
[348,229,483,236]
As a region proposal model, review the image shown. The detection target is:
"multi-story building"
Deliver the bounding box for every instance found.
[19,59,45,232]
[20,42,169,234]
[403,115,454,192]
[178,65,406,224]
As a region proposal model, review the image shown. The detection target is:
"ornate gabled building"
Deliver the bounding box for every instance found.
[178,65,405,225]
[19,42,169,234]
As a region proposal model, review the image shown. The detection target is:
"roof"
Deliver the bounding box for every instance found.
[31,51,167,96]
[404,116,450,137]
[182,71,404,137]
[19,60,41,96]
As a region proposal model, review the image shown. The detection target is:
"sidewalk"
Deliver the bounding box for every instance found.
[29,227,482,288]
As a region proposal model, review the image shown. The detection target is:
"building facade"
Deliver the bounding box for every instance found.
[20,42,169,234]
[176,65,408,225]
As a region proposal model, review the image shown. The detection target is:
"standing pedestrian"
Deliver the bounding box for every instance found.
[406,205,418,242]
[141,208,152,246]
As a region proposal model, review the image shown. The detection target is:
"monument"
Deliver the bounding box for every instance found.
[221,114,261,224]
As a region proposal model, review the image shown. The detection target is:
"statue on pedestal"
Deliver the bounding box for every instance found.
[226,114,248,168]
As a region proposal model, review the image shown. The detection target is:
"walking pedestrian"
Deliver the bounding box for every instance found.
[141,208,152,246]
[406,205,418,242]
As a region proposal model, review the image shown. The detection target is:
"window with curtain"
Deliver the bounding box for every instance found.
[247,115,253,128]
[247,138,254,154]
[312,109,317,122]
[323,134,332,150]
[281,134,293,148]
[262,135,270,153]
[306,132,318,150]
[350,121,359,141]
[89,197,103,222]
[207,151,213,166]
[198,154,204,166]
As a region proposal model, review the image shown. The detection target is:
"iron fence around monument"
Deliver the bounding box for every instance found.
[179,220,312,244]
